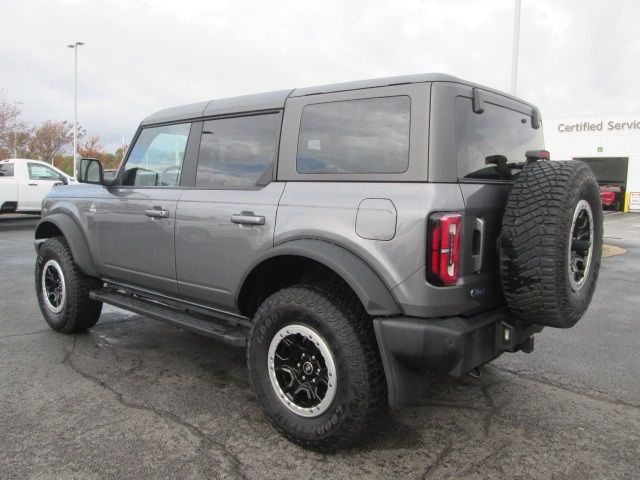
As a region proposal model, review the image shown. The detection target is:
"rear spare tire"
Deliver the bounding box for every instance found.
[499,160,603,328]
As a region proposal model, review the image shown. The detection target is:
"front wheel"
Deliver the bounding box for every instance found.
[35,237,103,333]
[247,285,387,450]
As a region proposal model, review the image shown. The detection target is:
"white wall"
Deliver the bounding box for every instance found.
[545,114,640,211]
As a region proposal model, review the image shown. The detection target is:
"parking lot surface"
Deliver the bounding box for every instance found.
[1,213,638,479]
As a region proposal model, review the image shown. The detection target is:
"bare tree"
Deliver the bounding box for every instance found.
[0,91,25,159]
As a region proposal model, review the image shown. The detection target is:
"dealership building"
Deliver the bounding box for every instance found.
[545,114,640,212]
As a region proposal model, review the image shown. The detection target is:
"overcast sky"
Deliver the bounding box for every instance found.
[1,0,639,151]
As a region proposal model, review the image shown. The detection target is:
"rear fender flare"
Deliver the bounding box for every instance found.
[239,238,401,316]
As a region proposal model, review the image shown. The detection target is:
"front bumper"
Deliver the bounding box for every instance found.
[373,308,542,407]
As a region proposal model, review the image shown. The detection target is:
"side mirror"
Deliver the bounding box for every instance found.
[78,158,104,184]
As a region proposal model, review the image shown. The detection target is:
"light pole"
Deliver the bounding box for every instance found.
[67,41,85,177]
[510,0,522,95]
[13,101,23,158]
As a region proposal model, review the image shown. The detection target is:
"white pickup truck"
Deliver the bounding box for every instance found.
[0,159,75,214]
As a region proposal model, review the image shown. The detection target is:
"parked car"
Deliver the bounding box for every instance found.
[0,159,75,214]
[599,184,623,210]
[33,73,603,449]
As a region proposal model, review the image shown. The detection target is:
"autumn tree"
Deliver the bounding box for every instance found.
[26,120,74,163]
[77,133,106,159]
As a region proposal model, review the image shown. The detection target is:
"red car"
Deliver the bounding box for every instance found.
[599,185,623,210]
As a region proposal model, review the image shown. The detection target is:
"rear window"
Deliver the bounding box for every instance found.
[455,97,544,181]
[297,96,410,174]
[0,163,14,177]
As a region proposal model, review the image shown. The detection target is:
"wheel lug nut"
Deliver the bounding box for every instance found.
[302,376,306,380]
[297,363,301,367]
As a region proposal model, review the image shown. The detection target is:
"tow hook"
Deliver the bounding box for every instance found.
[467,367,482,378]
[515,335,535,354]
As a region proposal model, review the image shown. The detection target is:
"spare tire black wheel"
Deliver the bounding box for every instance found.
[499,160,603,328]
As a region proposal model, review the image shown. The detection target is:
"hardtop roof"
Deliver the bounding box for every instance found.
[140,73,534,126]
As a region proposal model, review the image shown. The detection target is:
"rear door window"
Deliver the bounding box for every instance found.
[121,123,191,187]
[0,163,14,177]
[296,96,410,174]
[455,97,544,181]
[195,113,280,189]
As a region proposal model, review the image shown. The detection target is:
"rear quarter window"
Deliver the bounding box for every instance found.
[0,163,14,177]
[455,96,544,181]
[296,96,410,174]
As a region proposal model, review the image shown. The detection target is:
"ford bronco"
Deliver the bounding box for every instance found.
[34,74,603,449]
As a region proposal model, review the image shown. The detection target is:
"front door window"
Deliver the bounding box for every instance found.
[121,123,191,187]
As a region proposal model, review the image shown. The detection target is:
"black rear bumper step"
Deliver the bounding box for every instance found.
[373,308,543,408]
[90,288,249,347]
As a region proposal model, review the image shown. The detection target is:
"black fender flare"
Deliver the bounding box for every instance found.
[35,214,98,277]
[239,238,402,316]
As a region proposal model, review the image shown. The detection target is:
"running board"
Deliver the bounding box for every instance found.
[90,288,249,347]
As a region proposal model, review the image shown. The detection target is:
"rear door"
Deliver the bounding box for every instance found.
[175,111,284,313]
[0,162,17,210]
[432,83,544,296]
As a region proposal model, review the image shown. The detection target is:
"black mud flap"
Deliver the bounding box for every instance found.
[373,309,542,408]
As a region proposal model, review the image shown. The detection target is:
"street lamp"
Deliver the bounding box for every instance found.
[510,0,522,95]
[67,41,85,177]
[13,101,23,158]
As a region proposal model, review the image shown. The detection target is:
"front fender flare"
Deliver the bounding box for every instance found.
[35,213,98,277]
[240,239,402,316]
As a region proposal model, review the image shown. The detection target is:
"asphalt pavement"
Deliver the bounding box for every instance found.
[0,213,638,479]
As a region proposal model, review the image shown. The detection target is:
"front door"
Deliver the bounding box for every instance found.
[21,162,65,210]
[175,112,283,313]
[96,122,192,295]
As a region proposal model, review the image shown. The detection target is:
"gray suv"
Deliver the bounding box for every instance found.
[34,73,603,449]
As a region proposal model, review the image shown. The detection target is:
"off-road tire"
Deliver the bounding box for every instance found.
[499,160,603,328]
[35,237,103,333]
[247,284,388,450]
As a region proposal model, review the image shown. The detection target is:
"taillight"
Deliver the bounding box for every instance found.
[428,213,462,286]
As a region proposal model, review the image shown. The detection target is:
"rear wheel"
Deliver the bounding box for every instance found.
[247,284,387,450]
[499,160,603,328]
[35,237,103,333]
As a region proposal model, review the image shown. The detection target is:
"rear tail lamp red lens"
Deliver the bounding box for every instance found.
[427,213,462,286]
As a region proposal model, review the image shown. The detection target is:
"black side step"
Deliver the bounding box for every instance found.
[90,288,249,347]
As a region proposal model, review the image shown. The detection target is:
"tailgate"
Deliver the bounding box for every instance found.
[458,182,511,310]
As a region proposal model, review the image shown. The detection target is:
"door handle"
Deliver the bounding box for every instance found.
[28,183,38,186]
[145,208,170,219]
[472,217,485,273]
[231,213,265,225]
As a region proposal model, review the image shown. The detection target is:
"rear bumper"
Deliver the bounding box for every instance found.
[373,308,542,407]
